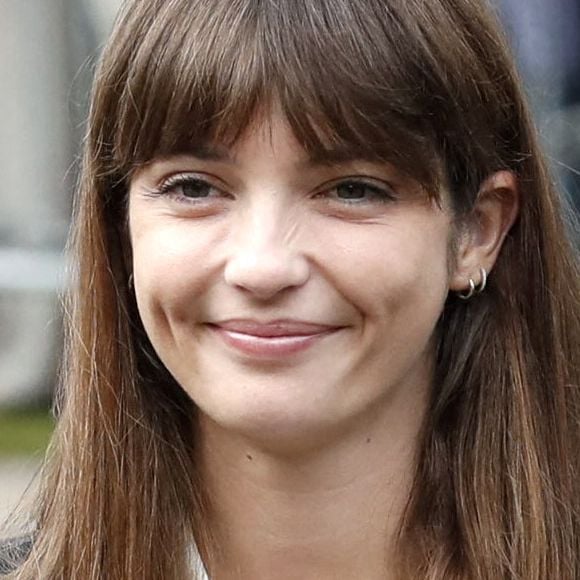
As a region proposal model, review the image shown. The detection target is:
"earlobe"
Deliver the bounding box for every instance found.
[449,170,519,294]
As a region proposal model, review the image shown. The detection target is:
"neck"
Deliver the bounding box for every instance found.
[197,388,427,580]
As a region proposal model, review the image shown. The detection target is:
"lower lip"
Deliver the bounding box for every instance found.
[208,325,339,358]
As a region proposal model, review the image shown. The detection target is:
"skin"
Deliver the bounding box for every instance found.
[128,111,518,579]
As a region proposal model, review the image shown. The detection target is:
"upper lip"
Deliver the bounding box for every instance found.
[208,319,343,337]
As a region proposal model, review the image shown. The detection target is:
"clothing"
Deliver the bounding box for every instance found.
[0,536,33,575]
[190,544,211,579]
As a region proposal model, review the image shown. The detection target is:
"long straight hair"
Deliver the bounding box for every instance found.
[8,0,580,577]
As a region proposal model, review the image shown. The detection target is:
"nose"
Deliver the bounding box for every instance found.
[223,207,310,300]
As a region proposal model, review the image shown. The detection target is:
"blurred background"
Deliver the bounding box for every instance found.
[1,0,579,528]
[0,0,121,529]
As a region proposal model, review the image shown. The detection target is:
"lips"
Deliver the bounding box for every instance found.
[209,319,340,337]
[206,319,343,357]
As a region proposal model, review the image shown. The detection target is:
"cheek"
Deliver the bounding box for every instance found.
[326,220,451,321]
[130,222,217,345]
[331,221,451,397]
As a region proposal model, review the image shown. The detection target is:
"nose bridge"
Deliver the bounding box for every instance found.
[245,195,287,247]
[223,196,310,298]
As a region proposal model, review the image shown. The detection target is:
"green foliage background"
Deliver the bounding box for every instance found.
[0,408,54,457]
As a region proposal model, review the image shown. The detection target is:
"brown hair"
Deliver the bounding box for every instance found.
[7,0,580,577]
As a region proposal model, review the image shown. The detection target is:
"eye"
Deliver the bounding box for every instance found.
[179,179,213,198]
[152,174,226,203]
[321,179,396,204]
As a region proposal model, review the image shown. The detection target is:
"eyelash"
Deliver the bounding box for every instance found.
[149,174,225,203]
[148,173,397,206]
[317,179,397,204]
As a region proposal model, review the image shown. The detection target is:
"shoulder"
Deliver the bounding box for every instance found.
[0,536,33,575]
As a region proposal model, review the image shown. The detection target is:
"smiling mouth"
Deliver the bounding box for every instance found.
[206,320,343,358]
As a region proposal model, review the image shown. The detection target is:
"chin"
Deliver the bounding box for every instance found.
[197,393,342,456]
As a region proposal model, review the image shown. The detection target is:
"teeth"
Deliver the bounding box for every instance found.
[227,330,311,342]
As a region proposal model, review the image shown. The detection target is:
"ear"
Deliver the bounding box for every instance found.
[449,170,519,293]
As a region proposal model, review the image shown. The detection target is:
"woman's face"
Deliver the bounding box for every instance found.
[129,112,455,451]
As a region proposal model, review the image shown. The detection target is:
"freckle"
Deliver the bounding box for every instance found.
[366,438,371,444]
[246,454,253,461]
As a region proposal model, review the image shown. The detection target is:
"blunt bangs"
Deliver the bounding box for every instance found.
[95,0,523,209]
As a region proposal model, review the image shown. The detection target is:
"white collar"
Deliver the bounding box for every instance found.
[189,544,210,579]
